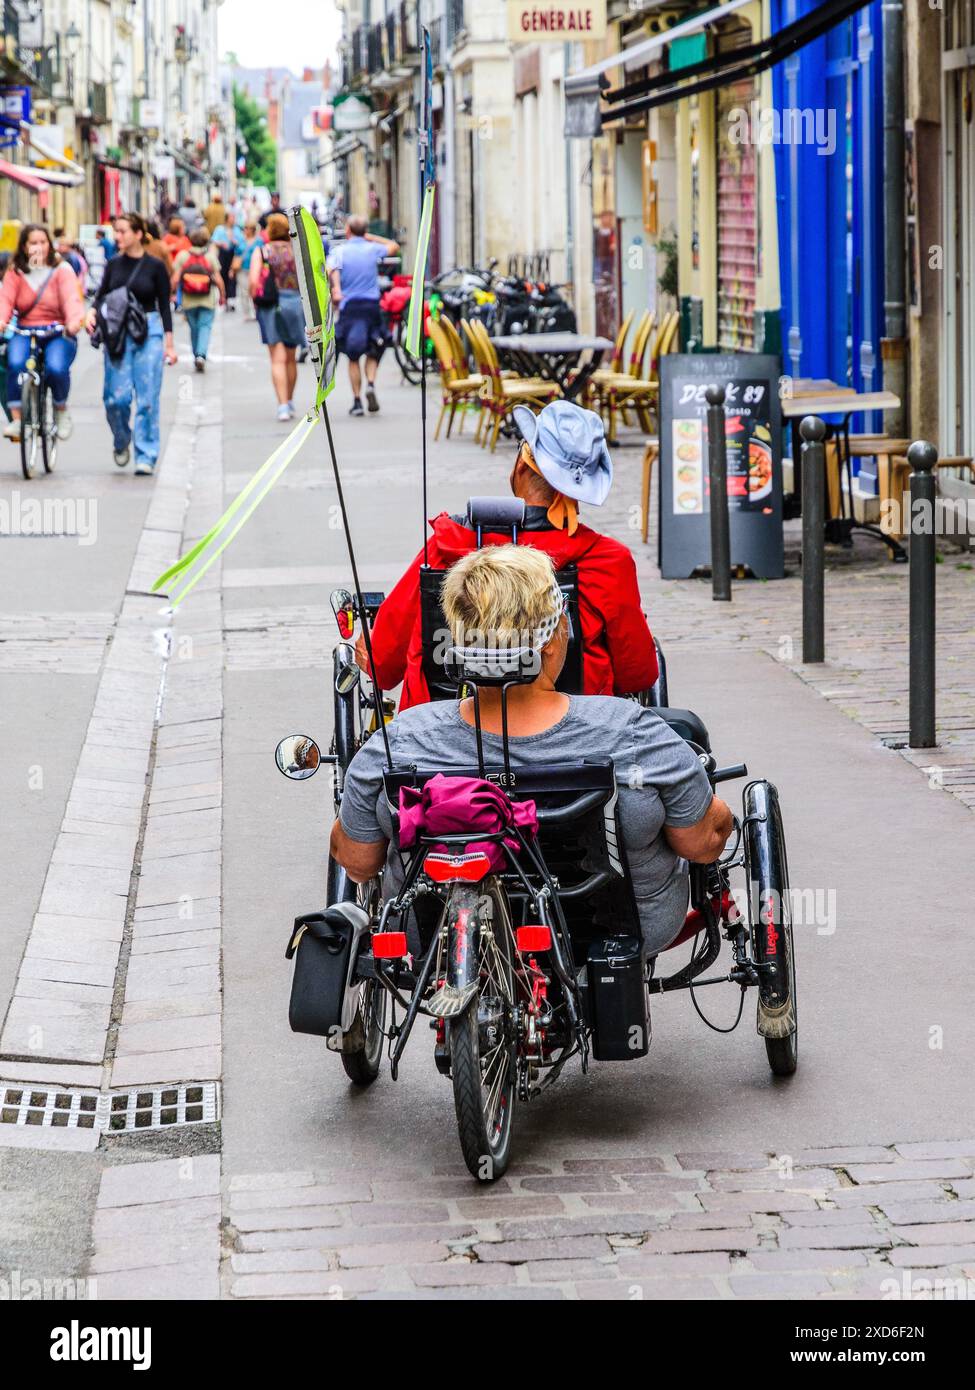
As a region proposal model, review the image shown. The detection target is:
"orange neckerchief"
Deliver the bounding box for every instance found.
[521,445,579,536]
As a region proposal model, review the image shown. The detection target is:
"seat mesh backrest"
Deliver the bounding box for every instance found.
[383,760,642,959]
[418,559,583,699]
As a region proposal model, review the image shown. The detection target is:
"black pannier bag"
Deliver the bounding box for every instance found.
[586,936,650,1061]
[285,904,369,1037]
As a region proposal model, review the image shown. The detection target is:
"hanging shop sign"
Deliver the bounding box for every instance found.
[658,353,784,580]
[508,1,606,43]
[332,92,373,133]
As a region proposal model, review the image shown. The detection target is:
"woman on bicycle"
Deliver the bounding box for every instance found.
[0,224,84,443]
[331,545,732,956]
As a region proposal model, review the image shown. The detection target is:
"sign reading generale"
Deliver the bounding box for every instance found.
[507,0,607,42]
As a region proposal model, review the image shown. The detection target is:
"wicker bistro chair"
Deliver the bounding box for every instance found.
[599,311,679,443]
[465,319,561,453]
[586,308,640,408]
[427,318,485,441]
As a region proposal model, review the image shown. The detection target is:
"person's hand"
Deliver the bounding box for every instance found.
[354,631,369,674]
[85,308,97,334]
[219,296,226,307]
[164,338,178,366]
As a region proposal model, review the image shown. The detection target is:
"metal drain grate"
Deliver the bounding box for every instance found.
[0,1082,220,1134]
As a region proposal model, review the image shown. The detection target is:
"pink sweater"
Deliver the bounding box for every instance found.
[0,262,85,334]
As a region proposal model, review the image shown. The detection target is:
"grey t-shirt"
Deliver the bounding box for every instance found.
[339,696,714,953]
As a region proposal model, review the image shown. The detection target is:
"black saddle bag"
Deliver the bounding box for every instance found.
[285,904,369,1037]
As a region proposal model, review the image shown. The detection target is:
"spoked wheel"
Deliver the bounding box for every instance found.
[19,385,40,480]
[447,882,518,1181]
[341,878,386,1086]
[41,384,58,473]
[743,780,798,1076]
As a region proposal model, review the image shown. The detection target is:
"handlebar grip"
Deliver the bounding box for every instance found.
[712,763,748,784]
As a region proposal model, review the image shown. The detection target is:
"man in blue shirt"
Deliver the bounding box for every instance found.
[327,214,399,416]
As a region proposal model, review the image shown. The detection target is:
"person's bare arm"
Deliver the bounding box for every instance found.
[664,796,733,864]
[329,821,387,883]
[329,267,342,305]
[365,232,400,255]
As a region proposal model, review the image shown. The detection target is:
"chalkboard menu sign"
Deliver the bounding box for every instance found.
[658,353,784,580]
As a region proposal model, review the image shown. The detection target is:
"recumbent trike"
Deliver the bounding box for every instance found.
[285,497,798,1181]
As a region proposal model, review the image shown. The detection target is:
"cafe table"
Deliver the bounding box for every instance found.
[490,333,614,401]
[781,386,905,559]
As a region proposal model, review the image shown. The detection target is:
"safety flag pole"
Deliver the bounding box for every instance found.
[405,25,436,568]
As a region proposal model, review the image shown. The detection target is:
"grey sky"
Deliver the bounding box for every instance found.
[218,0,341,72]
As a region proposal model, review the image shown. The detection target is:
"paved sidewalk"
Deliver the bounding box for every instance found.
[3,316,974,1302]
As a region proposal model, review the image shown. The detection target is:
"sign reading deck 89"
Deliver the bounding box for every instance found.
[658,353,784,580]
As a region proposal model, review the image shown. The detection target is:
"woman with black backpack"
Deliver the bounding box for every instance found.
[86,212,177,475]
[171,227,226,373]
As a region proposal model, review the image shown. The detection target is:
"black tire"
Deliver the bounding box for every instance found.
[331,643,359,800]
[19,384,39,480]
[41,383,58,473]
[743,781,798,1076]
[391,318,422,385]
[341,978,387,1086]
[447,882,517,1181]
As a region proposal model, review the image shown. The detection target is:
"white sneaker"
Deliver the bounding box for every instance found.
[113,445,131,467]
[134,460,155,476]
[57,409,73,440]
[286,401,296,419]
[3,419,20,442]
[276,403,291,422]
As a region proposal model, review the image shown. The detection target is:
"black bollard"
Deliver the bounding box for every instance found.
[908,440,938,748]
[706,384,731,601]
[800,415,826,663]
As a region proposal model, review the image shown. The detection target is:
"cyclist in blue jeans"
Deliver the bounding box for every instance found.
[0,224,85,442]
[87,212,177,474]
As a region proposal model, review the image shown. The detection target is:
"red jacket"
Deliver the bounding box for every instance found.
[370,512,658,708]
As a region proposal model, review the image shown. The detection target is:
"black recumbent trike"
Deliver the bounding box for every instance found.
[286,498,797,1181]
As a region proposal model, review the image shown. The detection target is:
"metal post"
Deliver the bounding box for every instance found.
[706,384,730,601]
[908,440,938,748]
[800,415,826,663]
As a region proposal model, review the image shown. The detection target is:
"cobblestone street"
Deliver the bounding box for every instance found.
[1,318,973,1302]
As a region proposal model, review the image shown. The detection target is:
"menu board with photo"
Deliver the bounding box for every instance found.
[659,353,784,580]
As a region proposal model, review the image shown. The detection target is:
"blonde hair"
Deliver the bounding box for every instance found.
[442,545,560,648]
[265,212,290,241]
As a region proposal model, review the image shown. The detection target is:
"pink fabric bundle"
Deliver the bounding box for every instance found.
[398,774,538,870]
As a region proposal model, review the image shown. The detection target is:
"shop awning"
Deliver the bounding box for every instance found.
[21,124,86,184]
[598,0,875,124]
[565,0,754,93]
[0,157,50,203]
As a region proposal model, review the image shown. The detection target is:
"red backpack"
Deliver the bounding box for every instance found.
[180,252,213,296]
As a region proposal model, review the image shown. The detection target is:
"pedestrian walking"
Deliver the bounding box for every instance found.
[237,222,260,320]
[258,192,283,232]
[0,224,85,443]
[249,212,304,422]
[178,199,203,234]
[326,214,399,416]
[211,211,245,312]
[204,190,225,237]
[96,226,117,262]
[87,212,177,475]
[144,220,174,279]
[162,217,191,261]
[172,227,225,372]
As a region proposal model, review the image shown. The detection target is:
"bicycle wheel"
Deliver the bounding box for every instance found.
[341,878,386,1087]
[41,383,58,474]
[744,780,798,1077]
[447,881,518,1181]
[19,384,40,480]
[392,319,422,385]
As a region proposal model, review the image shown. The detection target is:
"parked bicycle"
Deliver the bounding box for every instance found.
[11,324,64,480]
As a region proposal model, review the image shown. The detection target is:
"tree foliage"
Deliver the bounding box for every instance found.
[233,83,277,189]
